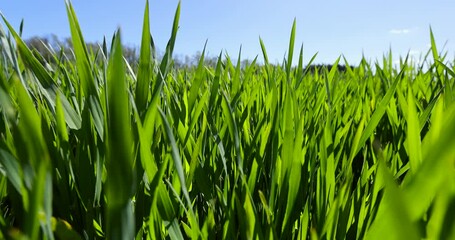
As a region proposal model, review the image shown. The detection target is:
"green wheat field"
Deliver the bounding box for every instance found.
[0,1,454,239]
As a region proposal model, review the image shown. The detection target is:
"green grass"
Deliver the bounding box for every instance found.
[1,1,455,239]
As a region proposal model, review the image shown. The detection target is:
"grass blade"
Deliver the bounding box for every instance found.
[406,87,422,172]
[135,0,151,115]
[105,30,135,240]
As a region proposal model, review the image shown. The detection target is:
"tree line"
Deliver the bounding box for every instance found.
[25,35,354,71]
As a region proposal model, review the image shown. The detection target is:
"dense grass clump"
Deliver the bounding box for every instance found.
[0,1,455,239]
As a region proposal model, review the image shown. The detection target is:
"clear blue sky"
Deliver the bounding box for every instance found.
[1,0,454,65]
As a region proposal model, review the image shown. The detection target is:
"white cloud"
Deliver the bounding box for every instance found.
[389,28,412,35]
[409,50,421,56]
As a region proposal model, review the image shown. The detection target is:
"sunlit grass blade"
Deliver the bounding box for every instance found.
[295,52,318,90]
[365,162,420,240]
[183,91,208,146]
[232,46,242,95]
[65,0,103,137]
[135,0,151,115]
[65,0,93,96]
[151,2,180,99]
[208,53,222,113]
[402,100,455,221]
[259,37,269,66]
[187,41,207,114]
[406,87,422,172]
[325,57,340,108]
[221,92,244,176]
[426,182,455,239]
[55,92,69,142]
[286,19,296,80]
[105,30,135,240]
[430,27,439,63]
